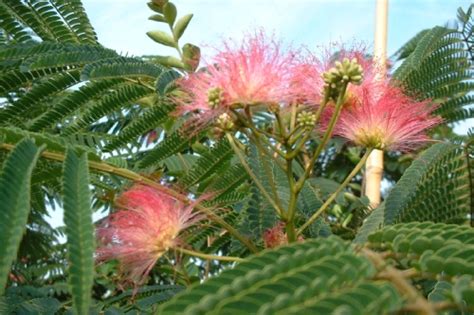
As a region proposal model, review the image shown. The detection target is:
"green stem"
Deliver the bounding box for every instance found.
[295,83,348,193]
[289,103,297,132]
[286,125,303,143]
[245,131,287,172]
[232,109,287,159]
[244,109,285,214]
[275,111,288,139]
[285,158,298,240]
[286,129,313,160]
[296,149,372,235]
[285,220,296,243]
[0,143,258,253]
[176,247,244,263]
[225,133,284,217]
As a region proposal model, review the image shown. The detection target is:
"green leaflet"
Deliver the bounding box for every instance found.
[179,139,234,188]
[62,83,153,135]
[158,237,402,315]
[393,23,473,124]
[62,148,95,315]
[81,57,166,81]
[138,129,202,169]
[104,102,175,152]
[384,143,471,224]
[0,139,42,295]
[368,222,474,278]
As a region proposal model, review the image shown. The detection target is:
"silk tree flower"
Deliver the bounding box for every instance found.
[319,47,440,151]
[263,222,304,248]
[175,32,301,126]
[96,185,202,286]
[287,54,325,106]
[326,81,441,151]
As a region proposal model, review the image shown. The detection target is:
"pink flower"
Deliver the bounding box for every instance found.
[175,32,301,126]
[288,53,325,106]
[96,185,202,285]
[318,47,440,151]
[263,222,304,248]
[325,81,441,151]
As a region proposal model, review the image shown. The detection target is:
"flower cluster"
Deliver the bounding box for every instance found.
[320,49,441,151]
[175,32,320,127]
[177,33,440,151]
[96,185,202,286]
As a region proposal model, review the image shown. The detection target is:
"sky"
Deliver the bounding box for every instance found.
[47,0,472,229]
[81,0,473,134]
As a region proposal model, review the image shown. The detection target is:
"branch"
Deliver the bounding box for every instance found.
[0,143,258,253]
[362,248,436,315]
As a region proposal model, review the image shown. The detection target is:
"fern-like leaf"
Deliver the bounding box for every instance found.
[30,78,125,131]
[159,237,402,314]
[179,139,233,188]
[0,139,41,294]
[138,129,201,169]
[104,102,175,151]
[62,83,153,135]
[62,148,95,315]
[81,57,165,80]
[384,142,472,224]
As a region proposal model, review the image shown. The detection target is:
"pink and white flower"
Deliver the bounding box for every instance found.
[175,32,302,126]
[321,48,441,151]
[96,185,202,285]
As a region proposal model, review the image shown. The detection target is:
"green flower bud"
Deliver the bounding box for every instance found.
[297,111,317,128]
[207,87,224,109]
[216,113,234,131]
[321,57,364,86]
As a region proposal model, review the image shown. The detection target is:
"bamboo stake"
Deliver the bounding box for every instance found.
[365,0,388,208]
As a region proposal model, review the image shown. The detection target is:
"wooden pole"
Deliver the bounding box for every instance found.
[365,0,388,208]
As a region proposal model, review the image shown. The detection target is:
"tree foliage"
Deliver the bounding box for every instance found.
[0,1,472,314]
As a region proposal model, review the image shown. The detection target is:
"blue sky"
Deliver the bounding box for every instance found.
[82,0,472,57]
[82,0,472,134]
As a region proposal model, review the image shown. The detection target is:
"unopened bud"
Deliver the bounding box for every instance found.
[268,102,280,113]
[207,87,224,109]
[297,111,317,128]
[216,113,234,131]
[321,57,364,86]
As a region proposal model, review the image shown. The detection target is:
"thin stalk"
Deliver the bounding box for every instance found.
[242,129,287,173]
[285,158,298,241]
[295,84,348,193]
[289,103,297,132]
[275,111,288,139]
[286,125,303,143]
[287,128,306,147]
[286,129,313,160]
[297,149,372,235]
[0,143,258,253]
[225,133,284,217]
[232,109,287,159]
[176,247,244,263]
[244,115,285,214]
[362,248,436,315]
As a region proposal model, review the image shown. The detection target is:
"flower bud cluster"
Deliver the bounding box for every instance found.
[207,87,225,109]
[322,58,363,100]
[216,113,235,131]
[296,111,317,128]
